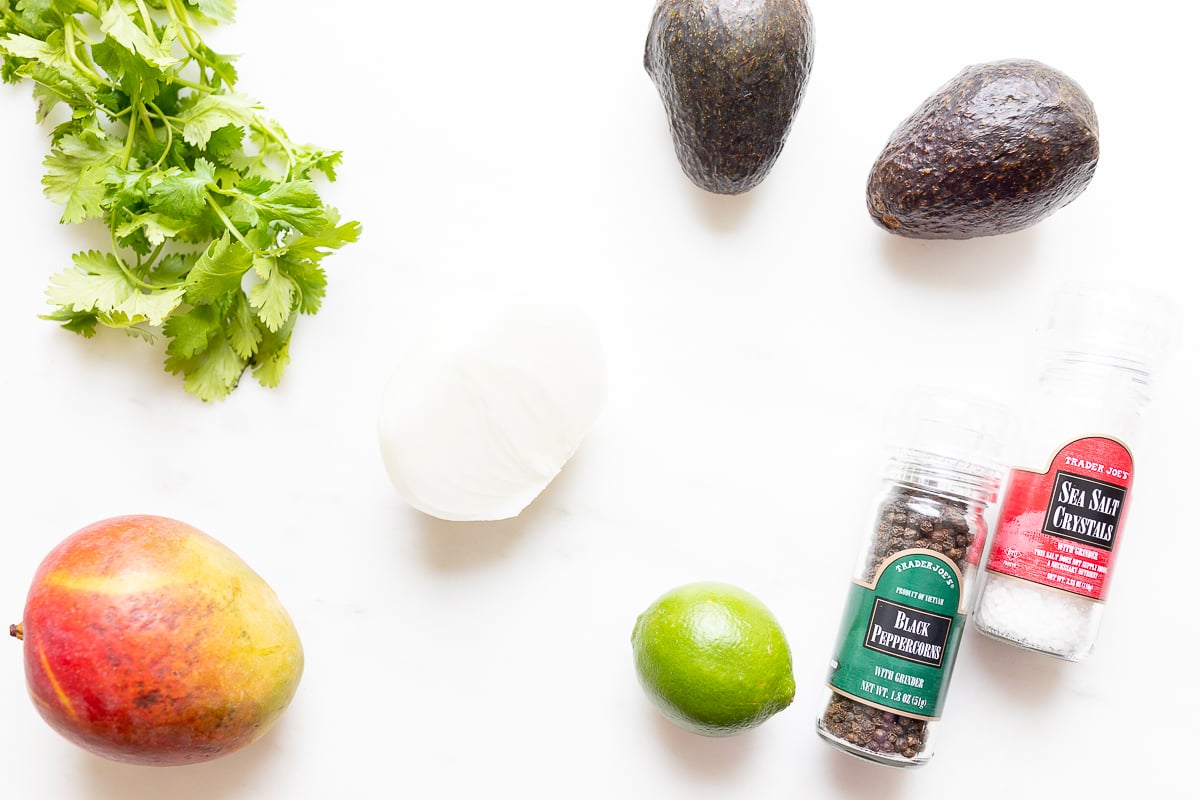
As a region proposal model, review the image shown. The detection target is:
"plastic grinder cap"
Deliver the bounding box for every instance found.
[882,385,1011,475]
[1043,280,1180,372]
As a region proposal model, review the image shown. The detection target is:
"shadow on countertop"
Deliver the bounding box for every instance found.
[408,450,588,574]
[880,225,1040,290]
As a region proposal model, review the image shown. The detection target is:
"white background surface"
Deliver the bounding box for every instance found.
[1,1,1196,797]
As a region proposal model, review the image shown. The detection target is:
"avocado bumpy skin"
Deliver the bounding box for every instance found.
[866,59,1100,239]
[645,0,815,195]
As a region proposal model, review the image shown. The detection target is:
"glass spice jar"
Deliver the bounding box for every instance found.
[972,281,1177,661]
[816,389,1005,768]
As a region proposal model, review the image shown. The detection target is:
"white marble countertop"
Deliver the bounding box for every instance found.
[1,1,1193,797]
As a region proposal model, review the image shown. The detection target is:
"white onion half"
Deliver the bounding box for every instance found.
[377,303,607,522]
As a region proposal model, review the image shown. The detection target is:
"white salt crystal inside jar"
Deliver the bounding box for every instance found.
[974,573,1102,657]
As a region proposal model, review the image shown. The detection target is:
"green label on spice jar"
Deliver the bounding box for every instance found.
[827,550,966,720]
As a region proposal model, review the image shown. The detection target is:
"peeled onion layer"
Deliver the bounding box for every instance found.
[378,303,607,522]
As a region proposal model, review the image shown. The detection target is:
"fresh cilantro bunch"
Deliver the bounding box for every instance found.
[0,0,360,400]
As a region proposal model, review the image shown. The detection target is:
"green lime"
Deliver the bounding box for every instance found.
[631,581,795,737]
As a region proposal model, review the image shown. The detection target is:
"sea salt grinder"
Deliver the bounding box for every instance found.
[973,281,1177,661]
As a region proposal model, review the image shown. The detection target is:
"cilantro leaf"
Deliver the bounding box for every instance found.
[246,179,326,235]
[227,292,263,359]
[190,0,238,25]
[148,158,216,219]
[46,250,184,326]
[118,284,187,326]
[41,128,122,222]
[279,257,327,315]
[46,250,136,314]
[201,123,244,162]
[5,2,358,400]
[178,92,261,147]
[164,303,221,358]
[247,255,295,332]
[0,32,67,69]
[116,211,188,247]
[166,334,246,401]
[48,160,107,223]
[291,144,344,182]
[27,62,90,121]
[91,37,167,105]
[252,323,292,389]
[287,215,362,260]
[153,252,200,283]
[99,1,179,69]
[41,307,99,338]
[184,232,252,305]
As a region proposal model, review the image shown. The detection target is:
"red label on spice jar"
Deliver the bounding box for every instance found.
[984,437,1133,601]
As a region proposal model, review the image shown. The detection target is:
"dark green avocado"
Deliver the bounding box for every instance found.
[644,0,815,195]
[866,59,1099,239]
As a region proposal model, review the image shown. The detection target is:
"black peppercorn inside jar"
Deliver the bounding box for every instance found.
[815,391,1005,768]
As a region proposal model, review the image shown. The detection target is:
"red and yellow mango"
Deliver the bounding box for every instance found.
[10,515,304,765]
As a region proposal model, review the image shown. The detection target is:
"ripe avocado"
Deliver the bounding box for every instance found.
[866,59,1099,239]
[644,0,815,195]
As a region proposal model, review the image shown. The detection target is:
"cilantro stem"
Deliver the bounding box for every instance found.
[205,192,258,253]
[167,75,216,93]
[251,120,298,176]
[175,32,221,88]
[166,0,236,89]
[145,100,174,170]
[120,93,142,169]
[134,0,157,35]
[144,241,169,278]
[137,104,157,139]
[108,224,157,291]
[164,0,210,86]
[62,19,111,89]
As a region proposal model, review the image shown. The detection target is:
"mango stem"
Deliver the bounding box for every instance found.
[9,624,23,641]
